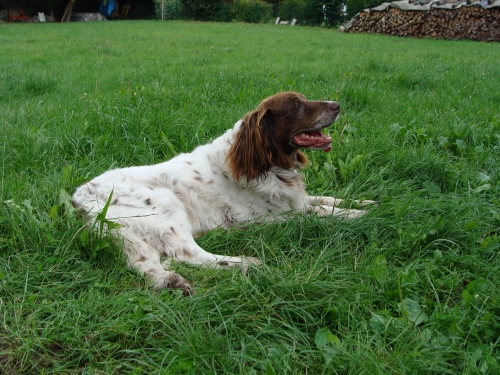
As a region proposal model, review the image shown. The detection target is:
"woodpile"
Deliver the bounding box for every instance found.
[344,0,500,42]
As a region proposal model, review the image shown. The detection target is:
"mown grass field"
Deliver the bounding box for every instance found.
[0,20,499,374]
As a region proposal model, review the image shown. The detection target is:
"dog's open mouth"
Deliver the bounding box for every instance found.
[292,129,332,152]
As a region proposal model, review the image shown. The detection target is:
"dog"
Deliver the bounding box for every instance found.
[73,92,375,291]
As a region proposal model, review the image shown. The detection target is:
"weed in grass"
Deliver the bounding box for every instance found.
[0,21,499,374]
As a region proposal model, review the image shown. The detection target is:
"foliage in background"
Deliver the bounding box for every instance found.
[276,1,306,22]
[151,0,354,25]
[179,0,224,20]
[4,0,390,24]
[153,0,183,20]
[153,0,390,24]
[344,0,384,18]
[303,0,344,26]
[233,0,273,23]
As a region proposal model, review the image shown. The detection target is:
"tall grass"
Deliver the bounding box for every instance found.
[1,21,499,374]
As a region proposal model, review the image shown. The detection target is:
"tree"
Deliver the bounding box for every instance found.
[323,0,343,26]
[181,0,224,21]
[344,0,385,19]
[304,0,343,27]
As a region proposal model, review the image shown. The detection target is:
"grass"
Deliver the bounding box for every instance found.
[0,20,499,374]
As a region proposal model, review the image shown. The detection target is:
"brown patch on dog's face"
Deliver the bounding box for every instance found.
[261,92,338,152]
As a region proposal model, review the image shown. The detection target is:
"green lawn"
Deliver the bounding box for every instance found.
[0,20,499,374]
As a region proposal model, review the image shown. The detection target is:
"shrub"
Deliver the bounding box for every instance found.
[233,0,273,23]
[277,2,306,23]
[181,0,224,21]
[154,0,232,21]
[344,0,385,19]
[154,0,184,20]
[303,0,343,26]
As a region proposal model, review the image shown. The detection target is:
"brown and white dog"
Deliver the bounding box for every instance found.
[73,92,374,291]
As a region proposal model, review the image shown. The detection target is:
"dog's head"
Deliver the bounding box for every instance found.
[226,91,340,181]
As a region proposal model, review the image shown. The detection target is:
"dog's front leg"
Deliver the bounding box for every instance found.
[307,205,366,219]
[170,226,261,274]
[177,242,261,275]
[307,196,377,208]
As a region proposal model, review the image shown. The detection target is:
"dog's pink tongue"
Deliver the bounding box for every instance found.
[293,130,332,149]
[324,146,332,153]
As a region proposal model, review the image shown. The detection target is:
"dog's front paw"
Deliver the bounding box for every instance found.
[332,208,368,219]
[213,256,261,274]
[357,200,379,208]
[244,257,262,266]
[239,257,262,275]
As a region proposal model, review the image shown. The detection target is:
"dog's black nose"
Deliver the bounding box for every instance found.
[328,102,340,112]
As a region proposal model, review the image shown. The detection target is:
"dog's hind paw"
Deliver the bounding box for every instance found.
[152,270,192,291]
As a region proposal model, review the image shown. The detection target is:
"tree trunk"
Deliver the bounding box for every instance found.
[61,0,74,23]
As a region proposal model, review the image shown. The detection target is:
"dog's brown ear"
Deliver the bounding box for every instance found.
[226,108,274,182]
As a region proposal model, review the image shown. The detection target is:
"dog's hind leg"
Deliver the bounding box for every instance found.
[119,228,192,291]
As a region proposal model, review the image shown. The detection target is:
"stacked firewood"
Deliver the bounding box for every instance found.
[345,4,500,42]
